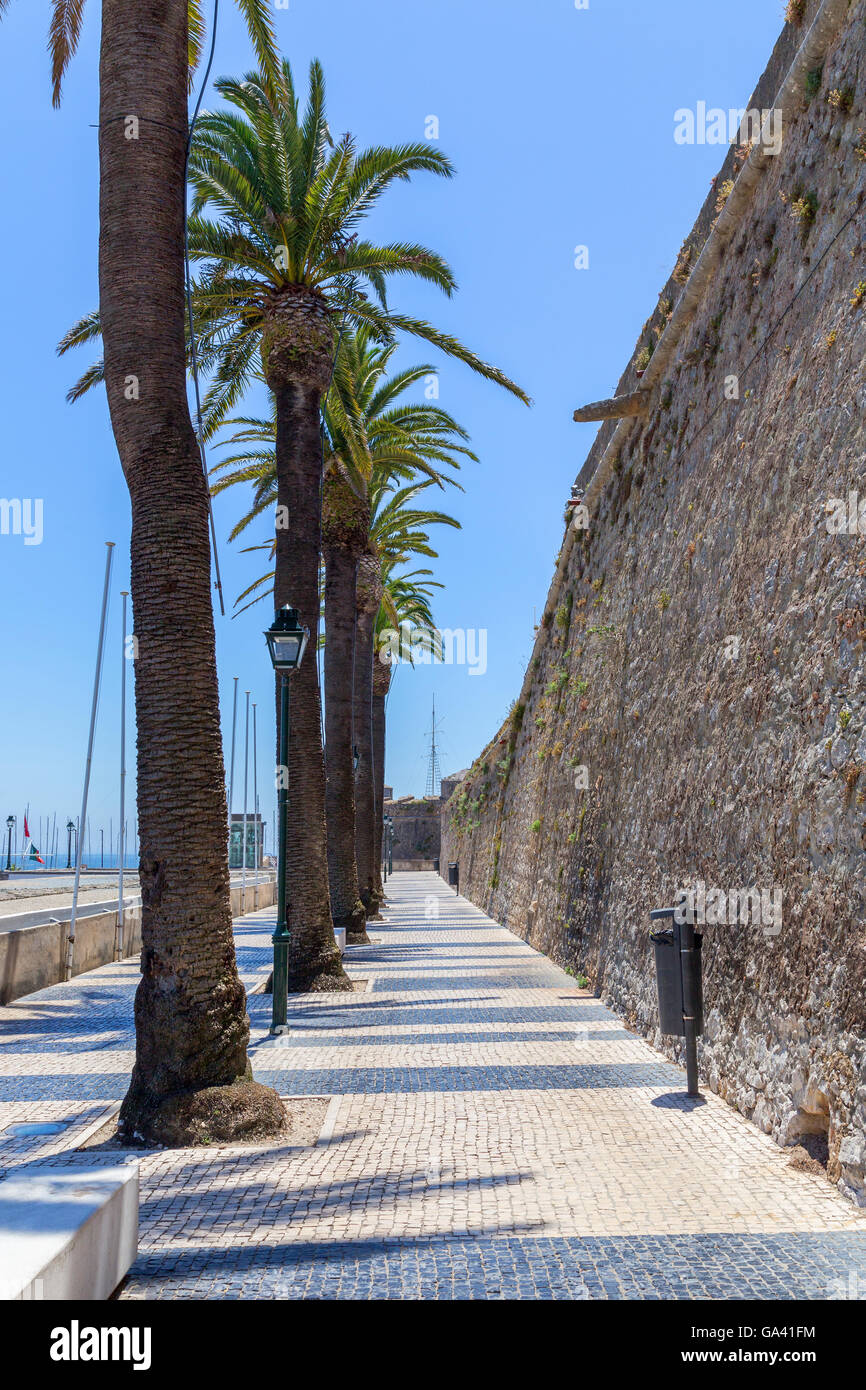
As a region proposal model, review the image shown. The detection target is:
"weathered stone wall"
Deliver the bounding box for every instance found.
[443,0,866,1204]
[385,798,441,863]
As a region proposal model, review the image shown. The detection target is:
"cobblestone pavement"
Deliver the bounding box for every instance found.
[1,873,865,1299]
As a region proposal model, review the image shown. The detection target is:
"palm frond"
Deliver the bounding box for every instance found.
[188,0,206,85]
[232,0,282,99]
[48,0,86,108]
[57,308,102,355]
[66,360,105,402]
[352,304,531,405]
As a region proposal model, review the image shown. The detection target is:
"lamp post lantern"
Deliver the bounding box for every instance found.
[5,816,14,872]
[66,819,75,870]
[264,606,309,1034]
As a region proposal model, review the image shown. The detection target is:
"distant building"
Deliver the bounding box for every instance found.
[229,812,265,869]
[383,785,393,801]
[440,769,468,803]
[383,793,440,868]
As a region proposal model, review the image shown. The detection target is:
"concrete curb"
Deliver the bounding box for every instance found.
[0,1161,139,1301]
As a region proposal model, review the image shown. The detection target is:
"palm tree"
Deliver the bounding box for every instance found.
[222,482,454,926]
[323,332,471,921]
[210,330,471,933]
[356,481,458,912]
[373,568,443,891]
[179,61,526,985]
[321,461,371,941]
[58,55,527,991]
[8,0,288,1142]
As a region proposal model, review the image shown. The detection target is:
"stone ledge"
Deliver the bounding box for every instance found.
[0,1161,139,1301]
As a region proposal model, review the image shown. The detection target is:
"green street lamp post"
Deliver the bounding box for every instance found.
[264,605,310,1034]
[66,819,75,870]
[382,814,393,880]
[5,816,14,872]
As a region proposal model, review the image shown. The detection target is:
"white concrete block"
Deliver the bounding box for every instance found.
[0,1161,139,1301]
[334,927,347,953]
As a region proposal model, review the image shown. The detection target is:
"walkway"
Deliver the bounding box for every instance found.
[1,873,864,1299]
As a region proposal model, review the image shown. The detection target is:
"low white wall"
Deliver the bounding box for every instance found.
[0,1162,139,1301]
[0,877,276,1005]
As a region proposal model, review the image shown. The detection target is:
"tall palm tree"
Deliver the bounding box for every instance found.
[10,0,288,1142]
[321,461,371,941]
[324,332,471,920]
[356,481,458,912]
[210,331,471,932]
[373,568,443,892]
[177,61,526,984]
[58,55,527,991]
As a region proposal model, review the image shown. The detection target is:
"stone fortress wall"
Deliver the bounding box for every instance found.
[442,0,866,1204]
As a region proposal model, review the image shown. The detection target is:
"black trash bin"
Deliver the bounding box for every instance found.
[433,857,440,875]
[650,920,685,1036]
[447,861,459,893]
[650,907,704,1036]
[650,905,704,1097]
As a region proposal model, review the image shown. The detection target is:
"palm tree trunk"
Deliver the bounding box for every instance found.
[323,538,368,944]
[372,660,391,895]
[354,553,382,917]
[265,286,350,991]
[99,0,283,1143]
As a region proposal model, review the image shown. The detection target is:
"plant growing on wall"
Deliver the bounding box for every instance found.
[804,66,823,100]
[790,190,819,227]
[828,86,854,113]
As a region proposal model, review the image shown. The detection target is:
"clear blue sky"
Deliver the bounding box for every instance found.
[0,0,784,847]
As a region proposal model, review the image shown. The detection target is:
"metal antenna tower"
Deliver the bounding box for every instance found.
[424,696,443,797]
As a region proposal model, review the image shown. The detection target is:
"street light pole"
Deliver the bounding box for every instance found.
[272,674,291,1032]
[5,817,13,872]
[252,701,259,911]
[66,819,74,870]
[264,605,310,1035]
[241,689,250,915]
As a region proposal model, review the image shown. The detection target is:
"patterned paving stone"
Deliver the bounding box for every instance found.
[121,1233,866,1302]
[1,875,865,1299]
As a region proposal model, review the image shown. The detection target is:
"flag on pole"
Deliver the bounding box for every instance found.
[22,813,45,866]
